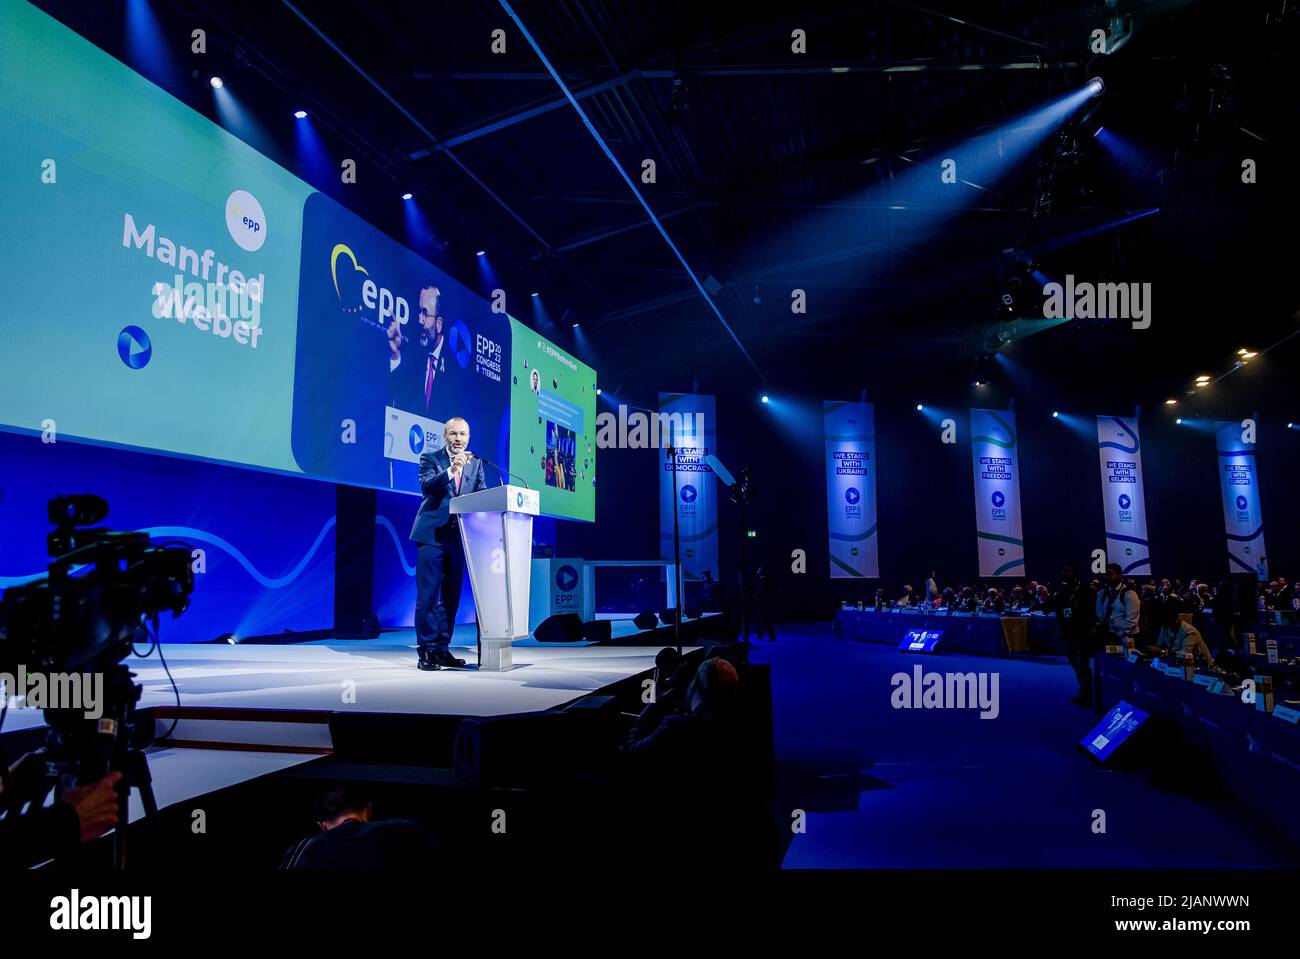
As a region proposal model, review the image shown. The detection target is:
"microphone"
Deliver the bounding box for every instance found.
[472,454,531,489]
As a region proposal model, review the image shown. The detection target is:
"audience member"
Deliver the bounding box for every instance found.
[280,785,440,869]
[1152,603,1215,669]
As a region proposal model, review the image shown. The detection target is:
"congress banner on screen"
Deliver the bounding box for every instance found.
[658,394,718,581]
[1096,415,1151,575]
[971,409,1025,577]
[824,401,879,578]
[1215,421,1268,579]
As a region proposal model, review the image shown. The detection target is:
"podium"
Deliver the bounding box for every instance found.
[451,484,540,671]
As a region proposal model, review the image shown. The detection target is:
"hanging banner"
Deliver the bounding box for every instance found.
[971,409,1025,577]
[824,401,879,579]
[658,393,718,581]
[1214,421,1268,580]
[1096,415,1152,576]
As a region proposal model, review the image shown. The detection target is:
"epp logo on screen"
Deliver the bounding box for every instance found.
[225,190,267,252]
[117,326,152,369]
[1236,495,1249,511]
[1118,494,1132,510]
[408,426,427,454]
[991,491,1006,508]
[680,485,697,503]
[449,321,472,368]
[844,487,860,505]
[555,565,579,592]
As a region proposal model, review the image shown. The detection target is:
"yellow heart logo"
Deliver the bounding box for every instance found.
[330,243,369,308]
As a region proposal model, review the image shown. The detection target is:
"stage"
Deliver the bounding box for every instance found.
[1,616,725,825]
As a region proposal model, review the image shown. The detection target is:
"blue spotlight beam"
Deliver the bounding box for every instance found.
[738,83,1097,290]
[497,0,764,381]
[279,0,552,252]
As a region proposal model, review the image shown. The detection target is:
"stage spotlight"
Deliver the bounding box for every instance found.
[1088,77,1104,97]
[401,192,413,200]
[476,250,486,257]
[209,75,224,89]
[293,109,307,119]
[1165,399,1178,406]
[531,292,539,298]
[1176,418,1184,425]
[1288,422,1295,429]
[1052,411,1060,418]
[761,395,770,404]
[596,388,601,396]
[916,404,924,412]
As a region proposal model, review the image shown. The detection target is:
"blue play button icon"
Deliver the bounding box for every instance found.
[117,325,151,369]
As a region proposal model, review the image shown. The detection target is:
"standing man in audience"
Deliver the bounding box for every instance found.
[1096,563,1141,650]
[1051,563,1096,707]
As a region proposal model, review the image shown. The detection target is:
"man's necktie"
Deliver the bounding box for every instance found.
[454,468,461,494]
[424,354,435,408]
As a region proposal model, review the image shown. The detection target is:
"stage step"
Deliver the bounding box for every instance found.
[152,706,334,754]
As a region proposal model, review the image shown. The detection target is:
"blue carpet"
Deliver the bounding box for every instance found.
[747,623,1296,868]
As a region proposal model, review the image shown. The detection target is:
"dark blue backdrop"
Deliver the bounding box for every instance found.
[0,430,335,643]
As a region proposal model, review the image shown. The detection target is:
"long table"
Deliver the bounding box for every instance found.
[832,608,1062,657]
[1200,618,1300,661]
[1098,655,1300,849]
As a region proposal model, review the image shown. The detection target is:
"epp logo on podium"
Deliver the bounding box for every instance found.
[117,326,152,369]
[555,565,578,592]
[516,491,525,509]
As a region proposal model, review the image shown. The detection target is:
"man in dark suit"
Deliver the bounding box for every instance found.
[410,416,486,670]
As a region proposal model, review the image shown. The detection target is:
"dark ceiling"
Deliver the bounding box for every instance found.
[38,0,1300,415]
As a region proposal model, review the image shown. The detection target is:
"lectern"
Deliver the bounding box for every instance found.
[451,484,540,671]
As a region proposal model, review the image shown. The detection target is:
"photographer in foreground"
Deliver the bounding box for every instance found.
[0,748,123,867]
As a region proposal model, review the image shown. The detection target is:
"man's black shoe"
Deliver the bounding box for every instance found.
[431,648,467,668]
[417,649,442,671]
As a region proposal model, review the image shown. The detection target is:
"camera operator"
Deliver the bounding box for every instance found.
[0,750,123,867]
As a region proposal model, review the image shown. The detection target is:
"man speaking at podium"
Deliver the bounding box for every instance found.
[410,416,486,671]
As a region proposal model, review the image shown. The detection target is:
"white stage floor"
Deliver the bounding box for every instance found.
[2,639,691,733]
[2,625,705,826]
